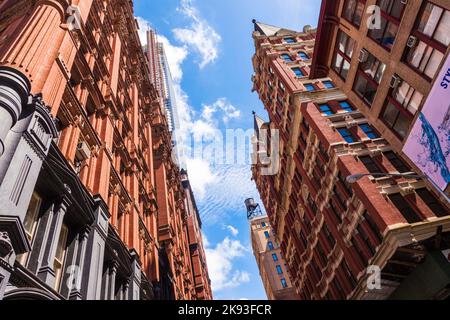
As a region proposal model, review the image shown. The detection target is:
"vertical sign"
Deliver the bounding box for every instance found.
[403,54,450,192]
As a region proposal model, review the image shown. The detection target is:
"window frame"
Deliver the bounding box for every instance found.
[368,0,407,51]
[342,0,367,28]
[332,30,355,80]
[403,1,449,80]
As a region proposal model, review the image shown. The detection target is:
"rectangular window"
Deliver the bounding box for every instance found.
[383,151,410,173]
[369,0,406,50]
[18,192,42,265]
[329,200,343,224]
[268,241,274,250]
[382,76,423,139]
[304,84,315,91]
[319,104,334,116]
[363,210,383,243]
[404,2,449,79]
[272,253,279,262]
[298,52,309,60]
[292,67,305,77]
[337,128,357,143]
[281,278,288,288]
[323,80,335,89]
[342,0,366,27]
[54,224,69,291]
[264,231,270,239]
[276,265,283,275]
[323,224,336,248]
[284,37,296,44]
[333,30,355,79]
[359,123,379,139]
[281,54,293,62]
[342,259,357,287]
[389,194,422,223]
[354,51,386,105]
[359,155,383,174]
[416,189,449,218]
[262,222,266,227]
[339,101,354,113]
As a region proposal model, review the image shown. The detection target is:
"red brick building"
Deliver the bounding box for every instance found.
[0,0,209,300]
[251,19,450,300]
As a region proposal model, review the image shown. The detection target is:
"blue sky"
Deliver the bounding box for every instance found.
[134,0,321,300]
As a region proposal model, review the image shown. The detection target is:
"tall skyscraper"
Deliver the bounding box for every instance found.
[145,29,184,169]
[251,17,450,300]
[145,28,211,300]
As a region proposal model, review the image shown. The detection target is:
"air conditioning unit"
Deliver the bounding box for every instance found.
[407,35,418,48]
[358,49,369,63]
[76,141,91,161]
[390,75,402,89]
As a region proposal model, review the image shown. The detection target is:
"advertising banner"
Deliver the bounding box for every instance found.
[403,54,450,192]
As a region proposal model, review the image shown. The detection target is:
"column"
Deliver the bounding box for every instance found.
[107,260,118,300]
[128,249,141,300]
[82,195,110,300]
[37,194,71,288]
[69,226,90,300]
[0,1,66,94]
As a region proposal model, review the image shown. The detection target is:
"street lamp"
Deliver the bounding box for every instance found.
[346,173,424,184]
[346,172,450,203]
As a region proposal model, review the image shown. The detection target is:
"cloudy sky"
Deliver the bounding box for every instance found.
[134,0,321,300]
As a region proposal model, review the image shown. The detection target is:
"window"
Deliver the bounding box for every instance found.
[319,104,334,116]
[292,67,305,77]
[298,52,309,60]
[404,2,449,79]
[284,37,296,44]
[304,84,315,91]
[359,155,383,174]
[416,189,449,218]
[276,265,283,275]
[363,210,383,242]
[281,53,293,62]
[383,151,410,173]
[54,224,69,291]
[389,194,422,223]
[323,81,335,89]
[262,222,266,227]
[268,241,274,250]
[342,259,357,287]
[18,192,42,265]
[359,124,379,139]
[332,30,355,79]
[337,128,357,143]
[329,200,343,224]
[339,101,354,113]
[369,0,406,50]
[382,76,423,139]
[264,231,270,239]
[272,253,279,262]
[342,0,366,27]
[281,278,288,288]
[323,224,336,248]
[354,51,385,105]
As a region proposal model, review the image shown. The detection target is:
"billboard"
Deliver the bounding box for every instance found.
[403,54,450,192]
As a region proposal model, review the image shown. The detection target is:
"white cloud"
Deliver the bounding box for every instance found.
[173,0,221,68]
[201,98,241,124]
[225,225,239,237]
[205,237,251,292]
[157,35,188,83]
[186,158,217,199]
